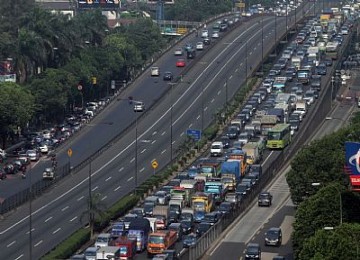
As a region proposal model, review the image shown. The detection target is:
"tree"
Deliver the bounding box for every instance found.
[299,223,360,260]
[0,82,34,148]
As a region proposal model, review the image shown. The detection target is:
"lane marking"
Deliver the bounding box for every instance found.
[52,228,61,234]
[77,196,84,201]
[152,131,157,136]
[7,241,16,247]
[130,158,135,163]
[172,141,176,145]
[114,186,121,191]
[34,240,43,247]
[26,228,35,234]
[45,217,53,223]
[119,167,124,172]
[204,106,208,111]
[161,131,166,136]
[70,216,78,222]
[211,98,215,103]
[14,254,23,260]
[140,167,145,172]
[197,115,200,120]
[141,149,146,154]
[180,132,184,136]
[188,123,192,128]
[151,140,156,144]
[61,206,69,212]
[217,90,221,95]
[91,186,98,192]
[229,75,233,79]
[105,176,112,182]
[101,196,107,201]
[161,149,166,154]
[127,177,134,182]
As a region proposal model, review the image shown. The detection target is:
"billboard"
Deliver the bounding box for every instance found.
[78,0,120,9]
[345,141,360,175]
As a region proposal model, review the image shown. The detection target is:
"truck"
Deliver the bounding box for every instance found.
[325,41,339,60]
[170,186,190,206]
[227,149,248,174]
[297,68,312,84]
[191,192,213,213]
[291,56,302,70]
[127,218,151,252]
[153,205,170,230]
[109,238,137,259]
[110,222,126,238]
[275,93,291,105]
[273,77,287,93]
[294,100,307,117]
[180,179,200,193]
[267,108,285,123]
[221,173,237,191]
[95,233,111,248]
[199,159,222,178]
[242,142,262,165]
[204,181,227,204]
[147,230,178,257]
[260,114,278,135]
[96,246,121,260]
[221,161,242,181]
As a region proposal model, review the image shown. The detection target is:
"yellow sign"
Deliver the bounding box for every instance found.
[67,148,73,157]
[151,159,158,169]
[177,28,188,35]
[236,2,245,7]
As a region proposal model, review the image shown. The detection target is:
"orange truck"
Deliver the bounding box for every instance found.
[147,230,178,257]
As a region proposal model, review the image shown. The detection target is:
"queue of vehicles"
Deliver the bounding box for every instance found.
[73,6,355,260]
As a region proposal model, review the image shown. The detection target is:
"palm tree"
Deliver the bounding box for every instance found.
[80,192,108,239]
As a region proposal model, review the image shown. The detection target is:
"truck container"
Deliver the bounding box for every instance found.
[181,179,203,192]
[127,218,151,252]
[267,108,285,123]
[170,186,189,206]
[242,142,261,165]
[221,161,242,181]
[153,205,170,230]
[111,222,126,238]
[191,192,213,213]
[227,149,248,175]
[147,230,178,257]
[109,237,136,259]
[199,159,222,178]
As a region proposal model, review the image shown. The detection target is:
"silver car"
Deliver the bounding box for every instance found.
[26,149,39,161]
[154,191,170,205]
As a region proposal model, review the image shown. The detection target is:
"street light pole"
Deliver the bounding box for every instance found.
[168,82,176,162]
[88,157,93,238]
[261,13,264,75]
[135,113,138,192]
[245,40,248,89]
[29,166,33,260]
[274,13,277,55]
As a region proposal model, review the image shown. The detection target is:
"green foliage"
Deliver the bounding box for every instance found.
[41,228,90,260]
[299,223,360,260]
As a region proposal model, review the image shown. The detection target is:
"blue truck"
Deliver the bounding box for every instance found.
[127,218,151,252]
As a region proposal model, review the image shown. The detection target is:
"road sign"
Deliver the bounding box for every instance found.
[151,159,158,169]
[236,2,245,7]
[67,148,73,157]
[186,129,202,141]
[77,84,83,91]
[345,142,360,175]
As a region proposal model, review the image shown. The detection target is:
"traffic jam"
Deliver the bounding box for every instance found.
[75,6,353,260]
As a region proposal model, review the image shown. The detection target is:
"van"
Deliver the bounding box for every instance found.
[210,141,224,157]
[95,233,111,248]
[84,247,98,260]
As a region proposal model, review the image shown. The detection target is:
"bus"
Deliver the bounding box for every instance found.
[266,123,291,149]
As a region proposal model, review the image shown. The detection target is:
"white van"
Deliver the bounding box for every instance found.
[151,66,160,76]
[210,141,224,157]
[95,233,111,248]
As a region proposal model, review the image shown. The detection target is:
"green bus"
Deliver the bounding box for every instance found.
[266,123,291,149]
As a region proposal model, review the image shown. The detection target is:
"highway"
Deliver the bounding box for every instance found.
[205,96,355,260]
[0,2,316,259]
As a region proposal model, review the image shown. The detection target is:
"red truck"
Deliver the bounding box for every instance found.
[110,236,137,259]
[147,230,178,257]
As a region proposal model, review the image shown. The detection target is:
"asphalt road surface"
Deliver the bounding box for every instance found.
[205,96,355,260]
[0,2,316,259]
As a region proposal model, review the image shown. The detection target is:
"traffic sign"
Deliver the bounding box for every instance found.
[186,129,202,141]
[77,84,83,91]
[67,148,73,157]
[151,159,158,169]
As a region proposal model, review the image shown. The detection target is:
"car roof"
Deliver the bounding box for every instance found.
[268,227,281,232]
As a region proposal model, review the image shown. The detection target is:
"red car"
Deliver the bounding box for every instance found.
[176,59,186,67]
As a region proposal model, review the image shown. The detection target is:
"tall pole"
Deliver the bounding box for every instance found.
[29,166,33,260]
[135,114,138,192]
[169,83,175,162]
[295,0,297,32]
[274,13,277,55]
[225,79,228,105]
[286,2,288,41]
[88,157,93,238]
[246,40,248,87]
[261,13,264,75]
[201,84,204,131]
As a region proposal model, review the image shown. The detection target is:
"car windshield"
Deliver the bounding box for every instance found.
[267,230,279,238]
[149,236,164,244]
[247,246,259,254]
[259,193,270,198]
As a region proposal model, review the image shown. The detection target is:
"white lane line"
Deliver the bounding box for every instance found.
[61,206,69,212]
[14,254,23,260]
[91,186,98,192]
[77,196,84,201]
[161,149,166,154]
[249,51,253,55]
[130,158,135,163]
[52,228,61,234]
[105,176,112,182]
[235,68,238,72]
[188,123,192,128]
[119,167,124,172]
[34,240,43,247]
[172,141,176,145]
[45,217,53,223]
[196,115,200,120]
[114,186,121,191]
[180,132,184,136]
[204,106,208,111]
[127,177,134,182]
[0,21,270,236]
[151,140,156,144]
[140,167,145,172]
[211,98,215,103]
[7,241,16,247]
[240,62,243,66]
[161,131,166,136]
[152,131,157,136]
[217,90,221,95]
[229,75,233,79]
[70,216,78,222]
[141,149,146,154]
[101,196,107,201]
[26,228,35,234]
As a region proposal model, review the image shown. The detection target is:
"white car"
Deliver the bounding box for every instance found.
[196,42,204,50]
[26,149,39,161]
[201,29,209,38]
[212,31,219,39]
[210,141,224,157]
[134,102,145,112]
[43,167,55,180]
[39,143,49,154]
[174,48,183,56]
[150,66,160,76]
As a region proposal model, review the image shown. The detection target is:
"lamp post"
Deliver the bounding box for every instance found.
[135,112,138,192]
[29,165,33,260]
[105,29,110,98]
[331,76,335,107]
[261,13,264,75]
[274,12,277,55]
[168,82,177,162]
[245,40,248,88]
[286,1,288,42]
[312,182,343,225]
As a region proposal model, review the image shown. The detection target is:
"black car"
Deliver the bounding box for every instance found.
[168,211,179,224]
[315,64,327,75]
[245,243,261,260]
[181,220,194,234]
[218,201,234,215]
[182,233,197,248]
[249,164,262,177]
[0,168,7,180]
[196,222,212,236]
[3,163,17,174]
[220,135,230,148]
[236,183,250,197]
[265,227,282,247]
[163,71,173,81]
[203,37,211,45]
[273,256,286,260]
[226,126,239,139]
[203,212,220,225]
[258,191,272,207]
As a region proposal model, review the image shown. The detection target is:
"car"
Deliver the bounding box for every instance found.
[168,222,183,241]
[258,191,272,206]
[245,243,261,260]
[182,233,197,248]
[226,126,239,139]
[203,212,221,225]
[154,190,170,205]
[218,201,234,215]
[181,219,194,234]
[151,66,160,76]
[26,149,39,161]
[265,227,282,246]
[39,143,49,154]
[238,132,250,145]
[184,43,193,52]
[323,57,333,66]
[220,135,230,148]
[219,23,228,32]
[42,167,55,180]
[130,207,145,218]
[163,71,173,81]
[235,183,250,197]
[0,168,7,179]
[3,163,17,174]
[196,42,204,50]
[0,148,6,162]
[196,222,212,236]
[174,48,183,56]
[133,101,145,112]
[201,29,209,38]
[315,64,327,75]
[211,31,220,39]
[303,90,315,105]
[210,141,224,157]
[176,59,186,67]
[203,37,211,45]
[225,193,241,207]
